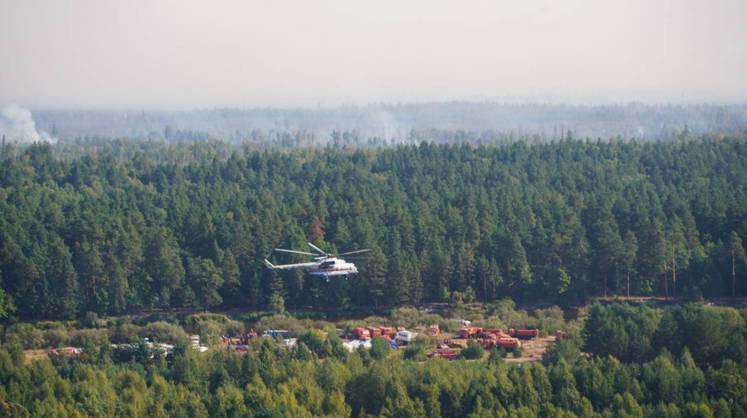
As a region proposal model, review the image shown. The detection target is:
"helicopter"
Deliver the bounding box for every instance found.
[264,242,371,277]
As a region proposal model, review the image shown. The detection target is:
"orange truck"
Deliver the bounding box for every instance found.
[379,327,395,338]
[494,337,520,349]
[367,326,382,338]
[457,327,483,339]
[352,327,371,340]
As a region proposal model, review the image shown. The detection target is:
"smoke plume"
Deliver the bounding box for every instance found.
[0,104,56,143]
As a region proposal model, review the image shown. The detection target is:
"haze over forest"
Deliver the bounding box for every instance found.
[21,103,747,144]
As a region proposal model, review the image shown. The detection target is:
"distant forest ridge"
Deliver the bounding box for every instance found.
[34,102,747,143]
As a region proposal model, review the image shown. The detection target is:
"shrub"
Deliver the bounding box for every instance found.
[7,323,45,348]
[389,307,444,329]
[184,313,232,327]
[460,339,485,360]
[512,345,524,358]
[44,328,70,347]
[140,321,189,345]
[80,311,101,328]
[110,323,141,344]
[184,313,244,345]
[133,312,179,325]
[70,328,110,348]
[488,347,506,364]
[254,314,304,336]
[298,330,328,357]
[488,298,536,329]
[194,321,226,346]
[534,306,566,334]
[370,337,390,360]
[543,336,581,365]
[389,307,421,328]
[403,344,427,361]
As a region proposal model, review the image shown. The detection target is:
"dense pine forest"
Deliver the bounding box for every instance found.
[2,302,747,417]
[0,136,746,319]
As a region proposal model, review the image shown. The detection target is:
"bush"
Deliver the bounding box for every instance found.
[80,312,101,328]
[193,321,226,346]
[389,307,421,327]
[289,310,327,320]
[460,339,485,360]
[488,347,506,364]
[473,317,507,331]
[184,313,232,327]
[370,337,390,360]
[403,344,427,361]
[110,323,141,344]
[298,329,328,357]
[184,313,244,345]
[292,341,315,360]
[389,307,444,329]
[512,345,524,358]
[6,323,46,348]
[534,306,566,334]
[132,312,179,325]
[543,336,581,365]
[69,328,109,348]
[339,316,387,331]
[140,321,189,345]
[44,328,70,347]
[488,298,536,329]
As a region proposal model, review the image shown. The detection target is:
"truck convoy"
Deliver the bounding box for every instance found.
[455,326,539,350]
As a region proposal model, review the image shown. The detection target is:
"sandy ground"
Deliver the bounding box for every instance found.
[24,349,48,363]
[434,331,556,363]
[505,335,556,363]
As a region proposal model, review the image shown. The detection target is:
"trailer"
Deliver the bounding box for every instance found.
[510,329,539,339]
[427,348,458,360]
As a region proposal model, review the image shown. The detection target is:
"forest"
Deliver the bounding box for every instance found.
[0,136,746,319]
[1,302,747,417]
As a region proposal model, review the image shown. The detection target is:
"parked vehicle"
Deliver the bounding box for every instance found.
[510,329,539,339]
[395,330,417,345]
[427,348,458,360]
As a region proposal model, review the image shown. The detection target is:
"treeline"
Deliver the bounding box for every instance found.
[582,303,747,365]
[0,138,746,319]
[2,305,747,416]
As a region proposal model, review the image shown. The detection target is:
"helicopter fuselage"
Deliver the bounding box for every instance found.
[308,257,358,276]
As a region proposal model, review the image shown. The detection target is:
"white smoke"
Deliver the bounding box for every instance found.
[0,104,56,143]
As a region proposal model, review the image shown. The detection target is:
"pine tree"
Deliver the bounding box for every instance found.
[621,231,638,297]
[729,232,746,297]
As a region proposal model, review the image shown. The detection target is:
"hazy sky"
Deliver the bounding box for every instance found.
[1,0,746,108]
